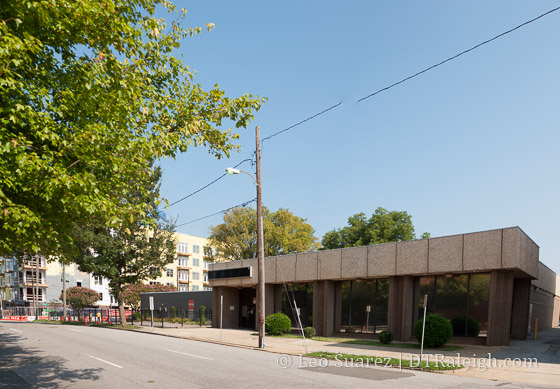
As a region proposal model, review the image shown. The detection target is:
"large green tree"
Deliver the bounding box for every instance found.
[208,207,321,261]
[322,207,430,249]
[71,167,177,327]
[0,1,264,257]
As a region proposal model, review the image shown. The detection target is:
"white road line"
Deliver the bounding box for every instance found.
[67,328,81,333]
[167,349,214,361]
[9,328,23,333]
[87,355,123,368]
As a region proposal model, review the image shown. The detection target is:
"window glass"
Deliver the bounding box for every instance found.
[338,279,389,334]
[282,283,313,327]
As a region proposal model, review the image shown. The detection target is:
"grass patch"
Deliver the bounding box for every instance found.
[251,333,462,351]
[307,351,463,371]
[311,337,462,351]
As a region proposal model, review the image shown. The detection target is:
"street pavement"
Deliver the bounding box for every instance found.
[0,322,556,388]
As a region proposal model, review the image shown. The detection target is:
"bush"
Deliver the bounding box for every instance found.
[451,314,480,337]
[132,312,141,321]
[265,312,291,336]
[414,313,453,348]
[199,306,207,326]
[171,306,177,319]
[379,330,394,344]
[303,326,316,338]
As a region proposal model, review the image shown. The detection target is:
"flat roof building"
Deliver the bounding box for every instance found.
[209,226,560,346]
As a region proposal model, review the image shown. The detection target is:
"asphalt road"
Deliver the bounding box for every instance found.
[0,322,551,388]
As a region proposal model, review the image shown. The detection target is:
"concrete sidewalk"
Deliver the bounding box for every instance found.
[131,325,560,387]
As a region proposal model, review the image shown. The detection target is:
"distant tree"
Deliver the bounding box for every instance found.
[121,283,176,310]
[61,286,100,319]
[322,207,429,249]
[209,207,320,261]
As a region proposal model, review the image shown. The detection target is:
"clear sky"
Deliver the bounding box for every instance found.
[159,1,560,274]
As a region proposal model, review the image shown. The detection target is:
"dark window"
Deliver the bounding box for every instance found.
[282,283,313,328]
[338,279,389,334]
[414,273,490,337]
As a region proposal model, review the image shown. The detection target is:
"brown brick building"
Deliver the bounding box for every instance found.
[209,227,559,346]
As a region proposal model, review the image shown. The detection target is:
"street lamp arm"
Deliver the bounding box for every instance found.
[225,167,256,184]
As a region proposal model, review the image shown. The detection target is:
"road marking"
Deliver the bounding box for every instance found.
[87,355,123,368]
[9,328,23,333]
[167,349,214,361]
[67,328,81,332]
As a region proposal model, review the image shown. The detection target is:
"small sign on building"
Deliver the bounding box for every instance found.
[188,299,195,310]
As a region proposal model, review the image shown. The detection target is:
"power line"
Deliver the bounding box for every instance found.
[261,102,343,143]
[357,5,560,103]
[175,198,256,227]
[168,158,253,207]
[169,102,343,207]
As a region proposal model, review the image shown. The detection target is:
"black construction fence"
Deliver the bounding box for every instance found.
[132,306,212,328]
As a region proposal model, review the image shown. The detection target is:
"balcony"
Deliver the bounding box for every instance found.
[25,294,45,302]
[22,261,47,270]
[23,277,47,287]
[178,279,189,284]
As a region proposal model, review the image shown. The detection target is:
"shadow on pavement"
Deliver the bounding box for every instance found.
[0,332,102,388]
[492,327,560,364]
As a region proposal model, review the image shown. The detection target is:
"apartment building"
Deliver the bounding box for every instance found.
[148,232,214,292]
[0,256,20,303]
[0,256,113,308]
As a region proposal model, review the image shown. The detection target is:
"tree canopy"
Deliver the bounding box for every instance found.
[0,0,264,257]
[121,283,176,310]
[321,207,430,249]
[61,286,100,312]
[71,167,177,326]
[208,207,321,261]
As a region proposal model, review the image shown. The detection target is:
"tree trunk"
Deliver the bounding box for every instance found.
[119,298,126,328]
[114,283,126,328]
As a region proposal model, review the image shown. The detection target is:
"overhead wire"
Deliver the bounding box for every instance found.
[261,102,343,144]
[168,157,253,207]
[357,5,560,103]
[172,6,560,226]
[175,198,256,227]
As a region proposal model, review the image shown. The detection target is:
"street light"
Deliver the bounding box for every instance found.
[225,125,265,349]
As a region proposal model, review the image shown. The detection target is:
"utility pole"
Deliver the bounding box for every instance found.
[255,125,266,349]
[62,262,67,321]
[35,256,39,320]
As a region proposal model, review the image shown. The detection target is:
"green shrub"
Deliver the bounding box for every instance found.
[379,330,394,344]
[199,306,207,326]
[171,306,177,319]
[303,326,316,338]
[132,312,141,321]
[265,312,291,336]
[414,313,453,348]
[451,314,480,337]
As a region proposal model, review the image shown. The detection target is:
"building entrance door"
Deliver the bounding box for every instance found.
[238,288,256,329]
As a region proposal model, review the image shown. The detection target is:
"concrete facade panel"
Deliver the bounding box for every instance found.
[463,230,502,271]
[341,247,367,279]
[265,256,277,284]
[318,249,342,280]
[396,239,428,275]
[533,262,557,295]
[367,243,396,277]
[502,228,539,278]
[295,253,318,281]
[428,235,463,273]
[276,255,296,283]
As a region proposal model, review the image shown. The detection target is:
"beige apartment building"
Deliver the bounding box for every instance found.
[148,232,213,291]
[210,226,560,346]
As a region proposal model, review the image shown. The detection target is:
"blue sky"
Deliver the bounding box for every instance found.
[159,1,560,274]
